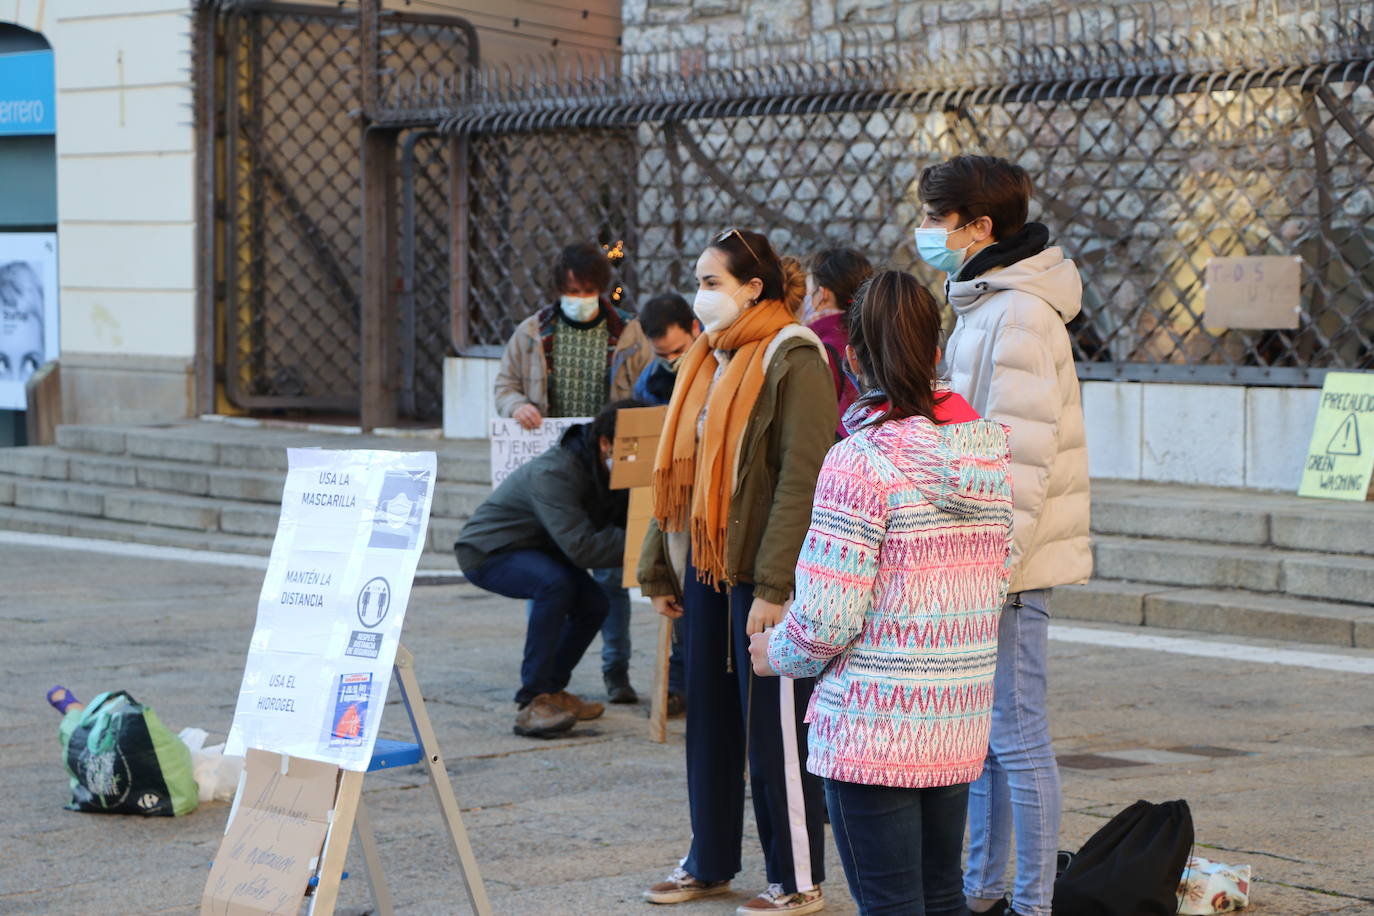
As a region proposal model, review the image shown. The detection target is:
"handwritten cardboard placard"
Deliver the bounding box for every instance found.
[1298,371,1374,501]
[488,417,589,488]
[201,749,338,915]
[1204,256,1302,330]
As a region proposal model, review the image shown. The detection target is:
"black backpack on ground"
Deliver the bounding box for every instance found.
[1053,798,1194,915]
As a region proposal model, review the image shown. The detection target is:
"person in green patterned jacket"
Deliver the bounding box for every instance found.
[492,241,654,706]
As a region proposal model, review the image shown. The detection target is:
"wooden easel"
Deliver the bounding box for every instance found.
[307,644,492,915]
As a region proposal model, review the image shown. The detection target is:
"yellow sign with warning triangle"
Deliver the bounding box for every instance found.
[1299,371,1374,500]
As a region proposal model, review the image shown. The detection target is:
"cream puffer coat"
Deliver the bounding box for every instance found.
[943,246,1092,593]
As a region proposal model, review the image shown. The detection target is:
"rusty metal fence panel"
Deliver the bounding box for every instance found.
[208,2,476,417]
[433,23,1374,385]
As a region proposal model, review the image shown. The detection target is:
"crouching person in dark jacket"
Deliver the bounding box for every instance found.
[455,400,643,738]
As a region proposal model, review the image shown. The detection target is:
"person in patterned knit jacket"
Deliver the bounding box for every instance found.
[750,270,1015,916]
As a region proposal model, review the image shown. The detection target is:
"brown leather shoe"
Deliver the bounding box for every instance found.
[513,694,576,738]
[550,689,604,721]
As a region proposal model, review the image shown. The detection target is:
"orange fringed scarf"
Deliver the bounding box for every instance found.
[651,298,796,588]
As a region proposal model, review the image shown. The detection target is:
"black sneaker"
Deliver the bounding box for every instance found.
[604,670,638,704]
[666,691,686,717]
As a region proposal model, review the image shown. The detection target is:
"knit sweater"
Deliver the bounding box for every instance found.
[767,401,1014,789]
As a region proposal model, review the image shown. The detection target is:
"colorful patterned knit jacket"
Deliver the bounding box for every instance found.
[767,401,1014,789]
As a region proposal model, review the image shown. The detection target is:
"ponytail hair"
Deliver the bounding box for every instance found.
[848,270,947,426]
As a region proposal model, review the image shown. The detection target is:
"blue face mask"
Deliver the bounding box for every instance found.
[914,222,975,275]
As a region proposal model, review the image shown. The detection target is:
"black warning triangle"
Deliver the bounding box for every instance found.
[1325,412,1361,456]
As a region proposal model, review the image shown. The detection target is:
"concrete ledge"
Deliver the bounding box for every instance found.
[125,430,220,464]
[103,491,220,531]
[1143,587,1371,648]
[11,478,105,517]
[1052,580,1160,625]
[1091,496,1268,545]
[55,426,127,455]
[59,352,193,428]
[1282,553,1374,605]
[68,453,138,487]
[207,468,284,504]
[0,479,13,505]
[137,463,211,496]
[1271,511,1374,558]
[220,504,281,538]
[0,447,70,480]
[1093,536,1283,591]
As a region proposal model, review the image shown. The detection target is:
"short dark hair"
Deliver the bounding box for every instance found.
[708,228,787,303]
[592,398,646,443]
[849,270,947,426]
[638,293,695,339]
[917,155,1033,240]
[807,248,873,312]
[553,242,612,294]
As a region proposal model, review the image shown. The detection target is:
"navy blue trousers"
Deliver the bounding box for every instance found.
[681,561,826,894]
[463,548,608,706]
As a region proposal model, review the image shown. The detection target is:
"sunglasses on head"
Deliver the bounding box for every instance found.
[714,227,762,263]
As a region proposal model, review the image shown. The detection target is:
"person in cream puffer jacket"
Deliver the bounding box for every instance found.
[944,243,1092,593]
[918,154,1090,916]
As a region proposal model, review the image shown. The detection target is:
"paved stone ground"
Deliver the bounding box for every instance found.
[3,542,1373,915]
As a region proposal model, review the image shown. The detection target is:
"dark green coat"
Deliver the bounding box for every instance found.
[455,423,626,574]
[637,334,838,605]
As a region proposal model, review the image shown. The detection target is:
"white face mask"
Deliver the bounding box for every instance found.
[559,294,600,322]
[693,288,746,334]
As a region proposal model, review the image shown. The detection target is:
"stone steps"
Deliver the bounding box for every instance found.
[1054,580,1374,649]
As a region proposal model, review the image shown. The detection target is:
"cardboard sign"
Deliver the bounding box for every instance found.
[224,449,435,771]
[622,488,656,589]
[489,417,589,488]
[1204,256,1302,329]
[1298,371,1374,501]
[610,406,669,490]
[201,749,338,915]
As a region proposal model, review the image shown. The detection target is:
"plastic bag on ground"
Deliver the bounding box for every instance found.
[178,726,244,803]
[58,691,198,816]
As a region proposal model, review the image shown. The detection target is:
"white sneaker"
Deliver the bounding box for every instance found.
[737,883,825,914]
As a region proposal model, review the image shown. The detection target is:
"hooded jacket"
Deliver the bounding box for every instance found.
[493,299,652,418]
[767,403,1014,788]
[454,423,627,574]
[943,241,1092,593]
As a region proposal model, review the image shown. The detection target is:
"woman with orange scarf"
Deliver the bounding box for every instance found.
[639,230,838,915]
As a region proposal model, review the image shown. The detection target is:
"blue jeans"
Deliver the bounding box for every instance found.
[592,567,632,676]
[463,549,609,706]
[964,589,1061,916]
[825,779,969,916]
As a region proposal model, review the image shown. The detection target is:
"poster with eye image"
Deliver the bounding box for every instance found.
[0,233,59,410]
[225,448,435,771]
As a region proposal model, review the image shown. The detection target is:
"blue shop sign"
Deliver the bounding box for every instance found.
[0,50,56,137]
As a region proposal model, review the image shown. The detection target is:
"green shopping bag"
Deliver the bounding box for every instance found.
[58,691,198,817]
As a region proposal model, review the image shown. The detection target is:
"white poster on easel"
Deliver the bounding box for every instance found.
[224,448,436,772]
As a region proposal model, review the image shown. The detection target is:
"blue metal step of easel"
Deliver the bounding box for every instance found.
[368,739,423,771]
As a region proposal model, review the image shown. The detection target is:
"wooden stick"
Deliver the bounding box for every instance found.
[648,615,673,743]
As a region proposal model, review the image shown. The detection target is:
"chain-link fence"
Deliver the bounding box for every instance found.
[430,14,1374,386]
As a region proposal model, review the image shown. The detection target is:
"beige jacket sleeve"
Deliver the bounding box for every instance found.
[493,316,546,418]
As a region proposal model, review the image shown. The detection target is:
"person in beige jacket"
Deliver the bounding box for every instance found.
[491,241,654,705]
[915,155,1091,916]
